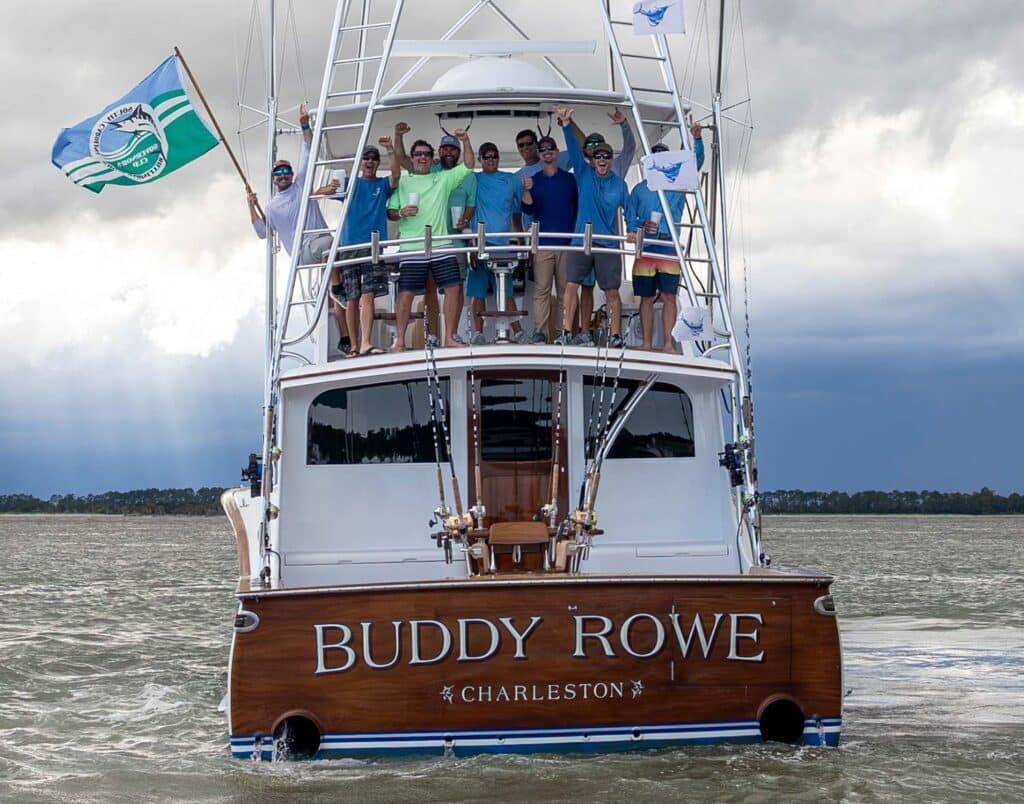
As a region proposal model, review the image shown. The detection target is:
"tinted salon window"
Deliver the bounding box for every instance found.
[582,378,695,459]
[308,379,449,464]
[480,377,552,462]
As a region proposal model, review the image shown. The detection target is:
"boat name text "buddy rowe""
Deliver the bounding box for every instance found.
[312,612,766,674]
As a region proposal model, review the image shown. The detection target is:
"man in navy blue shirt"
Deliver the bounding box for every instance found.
[330,139,398,356]
[520,135,577,343]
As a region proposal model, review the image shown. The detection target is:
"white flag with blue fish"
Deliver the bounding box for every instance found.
[51,55,218,193]
[632,0,685,35]
[671,306,709,342]
[643,149,699,192]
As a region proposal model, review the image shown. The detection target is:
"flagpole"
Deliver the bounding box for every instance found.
[172,46,265,219]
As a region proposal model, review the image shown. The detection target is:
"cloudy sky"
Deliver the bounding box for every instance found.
[2,0,1022,497]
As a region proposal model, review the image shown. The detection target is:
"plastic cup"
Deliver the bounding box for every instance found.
[408,192,420,206]
[650,210,663,226]
[331,169,347,196]
[451,206,464,227]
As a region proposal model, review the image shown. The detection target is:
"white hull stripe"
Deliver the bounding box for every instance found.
[230,718,842,756]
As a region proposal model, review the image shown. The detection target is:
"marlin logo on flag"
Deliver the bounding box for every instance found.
[672,306,709,342]
[632,0,686,35]
[643,149,699,192]
[52,55,218,193]
[648,161,684,184]
[635,4,671,26]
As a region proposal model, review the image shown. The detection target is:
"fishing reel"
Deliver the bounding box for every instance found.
[241,452,262,497]
[540,501,558,527]
[718,442,746,488]
[469,501,487,530]
[570,508,598,532]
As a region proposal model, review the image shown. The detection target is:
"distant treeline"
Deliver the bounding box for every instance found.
[2,487,1023,517]
[0,488,227,516]
[761,488,1024,515]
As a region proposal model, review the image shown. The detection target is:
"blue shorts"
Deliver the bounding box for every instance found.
[567,252,620,290]
[397,255,461,295]
[633,271,680,297]
[465,260,514,299]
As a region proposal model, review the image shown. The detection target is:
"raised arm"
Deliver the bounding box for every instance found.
[456,128,474,169]
[379,135,401,188]
[393,122,413,172]
[610,108,636,176]
[556,107,586,175]
[691,123,705,171]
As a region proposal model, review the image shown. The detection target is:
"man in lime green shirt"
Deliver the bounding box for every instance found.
[387,128,475,350]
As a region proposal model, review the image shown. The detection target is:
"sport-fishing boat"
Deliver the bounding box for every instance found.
[221,0,842,759]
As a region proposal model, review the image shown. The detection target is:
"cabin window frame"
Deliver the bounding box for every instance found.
[580,376,697,461]
[306,377,451,466]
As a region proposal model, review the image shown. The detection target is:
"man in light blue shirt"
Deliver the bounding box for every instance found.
[552,108,630,348]
[465,142,526,343]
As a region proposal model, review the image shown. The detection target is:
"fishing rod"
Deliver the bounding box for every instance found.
[424,327,472,569]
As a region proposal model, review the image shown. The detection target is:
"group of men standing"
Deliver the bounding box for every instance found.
[247,104,704,356]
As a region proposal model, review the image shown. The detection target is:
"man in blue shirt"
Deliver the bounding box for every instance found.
[553,108,630,348]
[329,139,398,356]
[520,135,577,343]
[624,126,705,353]
[464,142,526,344]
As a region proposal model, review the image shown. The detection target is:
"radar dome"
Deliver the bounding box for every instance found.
[431,58,563,93]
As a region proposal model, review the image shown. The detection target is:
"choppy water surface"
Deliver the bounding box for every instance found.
[1,514,1021,803]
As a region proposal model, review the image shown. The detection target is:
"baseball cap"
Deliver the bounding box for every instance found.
[362,145,381,159]
[477,141,499,157]
[591,144,614,158]
[439,134,461,149]
[584,132,606,147]
[651,143,669,153]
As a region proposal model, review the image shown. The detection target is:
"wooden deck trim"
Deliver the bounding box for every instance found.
[237,571,834,599]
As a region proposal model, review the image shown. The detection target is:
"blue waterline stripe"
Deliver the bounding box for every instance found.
[230,717,842,756]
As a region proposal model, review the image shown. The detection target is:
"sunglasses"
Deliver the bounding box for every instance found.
[481,153,499,160]
[411,150,433,157]
[516,140,537,149]
[592,153,613,160]
[538,145,556,153]
[272,166,293,176]
[362,155,381,161]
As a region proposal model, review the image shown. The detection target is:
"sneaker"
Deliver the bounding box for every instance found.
[572,332,594,347]
[329,284,346,308]
[470,332,487,346]
[608,334,625,349]
[511,330,527,344]
[530,329,548,344]
[553,330,574,346]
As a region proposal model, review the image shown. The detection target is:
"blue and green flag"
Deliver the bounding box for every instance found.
[51,55,218,193]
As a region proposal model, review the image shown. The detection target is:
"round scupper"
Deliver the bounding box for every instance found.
[431,57,563,93]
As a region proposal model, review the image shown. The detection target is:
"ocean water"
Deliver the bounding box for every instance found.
[0,514,1021,803]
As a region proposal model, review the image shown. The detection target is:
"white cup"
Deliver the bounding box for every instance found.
[451,206,464,227]
[649,210,663,226]
[408,192,420,207]
[331,169,347,196]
